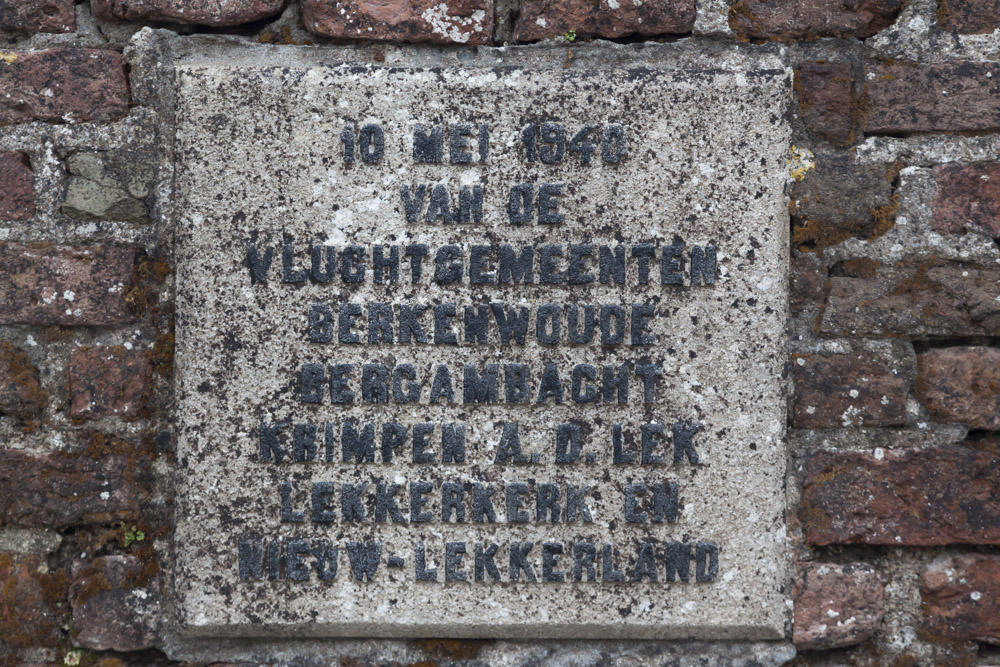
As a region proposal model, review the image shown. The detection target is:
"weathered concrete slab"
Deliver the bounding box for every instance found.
[172,43,792,639]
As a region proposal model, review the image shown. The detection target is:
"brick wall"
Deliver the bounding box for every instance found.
[1,0,999,665]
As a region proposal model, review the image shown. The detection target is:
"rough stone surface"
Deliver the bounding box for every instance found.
[302,0,493,44]
[70,555,161,651]
[793,561,884,650]
[172,46,791,639]
[791,352,906,429]
[61,151,151,223]
[93,0,288,26]
[0,243,139,326]
[513,0,695,41]
[0,151,34,221]
[0,49,129,125]
[794,62,853,146]
[932,162,1000,238]
[922,553,1000,643]
[729,0,902,40]
[938,0,1000,33]
[0,444,147,528]
[801,444,1000,546]
[790,157,896,251]
[916,347,1000,430]
[863,63,1000,134]
[0,340,46,425]
[0,552,64,648]
[819,261,1000,337]
[69,345,151,420]
[789,253,826,313]
[0,0,74,33]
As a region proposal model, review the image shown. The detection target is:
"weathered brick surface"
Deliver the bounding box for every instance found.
[69,346,151,420]
[793,562,884,650]
[0,444,147,528]
[0,341,46,425]
[863,62,1000,134]
[820,261,1000,337]
[790,253,827,313]
[0,49,128,125]
[938,0,1000,33]
[730,0,901,40]
[302,0,493,44]
[0,151,34,221]
[932,162,1000,238]
[0,0,74,33]
[795,62,853,145]
[70,555,160,651]
[801,444,1000,546]
[93,0,287,26]
[0,243,139,326]
[922,554,1000,643]
[791,353,906,429]
[916,347,1000,430]
[791,158,895,251]
[513,0,694,41]
[0,553,65,647]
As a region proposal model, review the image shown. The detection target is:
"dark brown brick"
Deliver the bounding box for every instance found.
[801,444,1000,546]
[0,552,66,647]
[791,353,906,429]
[0,0,74,32]
[302,0,493,44]
[0,151,34,221]
[793,561,884,650]
[0,341,46,426]
[791,157,896,252]
[70,555,160,651]
[922,554,1000,643]
[916,347,1000,430]
[0,49,128,125]
[795,62,854,145]
[0,443,147,528]
[513,0,694,41]
[730,0,901,40]
[0,243,139,326]
[93,0,286,26]
[790,253,827,313]
[69,345,151,421]
[938,0,1000,33]
[819,261,1000,337]
[932,162,1000,238]
[863,62,1000,134]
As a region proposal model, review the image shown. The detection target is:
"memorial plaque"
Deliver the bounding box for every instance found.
[173,46,791,639]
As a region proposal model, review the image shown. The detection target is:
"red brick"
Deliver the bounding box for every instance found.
[70,555,160,651]
[801,444,1000,546]
[0,552,66,647]
[513,0,694,42]
[916,347,1000,430]
[0,243,139,326]
[819,261,1000,337]
[863,62,1000,134]
[938,0,1000,33]
[0,443,148,528]
[69,345,150,420]
[795,62,854,145]
[730,0,901,40]
[932,162,1000,237]
[0,341,46,426]
[793,561,884,650]
[922,554,1000,643]
[0,0,74,33]
[791,353,906,429]
[0,151,34,221]
[0,49,128,125]
[302,0,492,44]
[93,0,286,26]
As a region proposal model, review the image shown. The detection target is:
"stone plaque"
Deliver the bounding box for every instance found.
[173,45,791,639]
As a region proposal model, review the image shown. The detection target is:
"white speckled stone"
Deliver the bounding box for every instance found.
[172,43,791,640]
